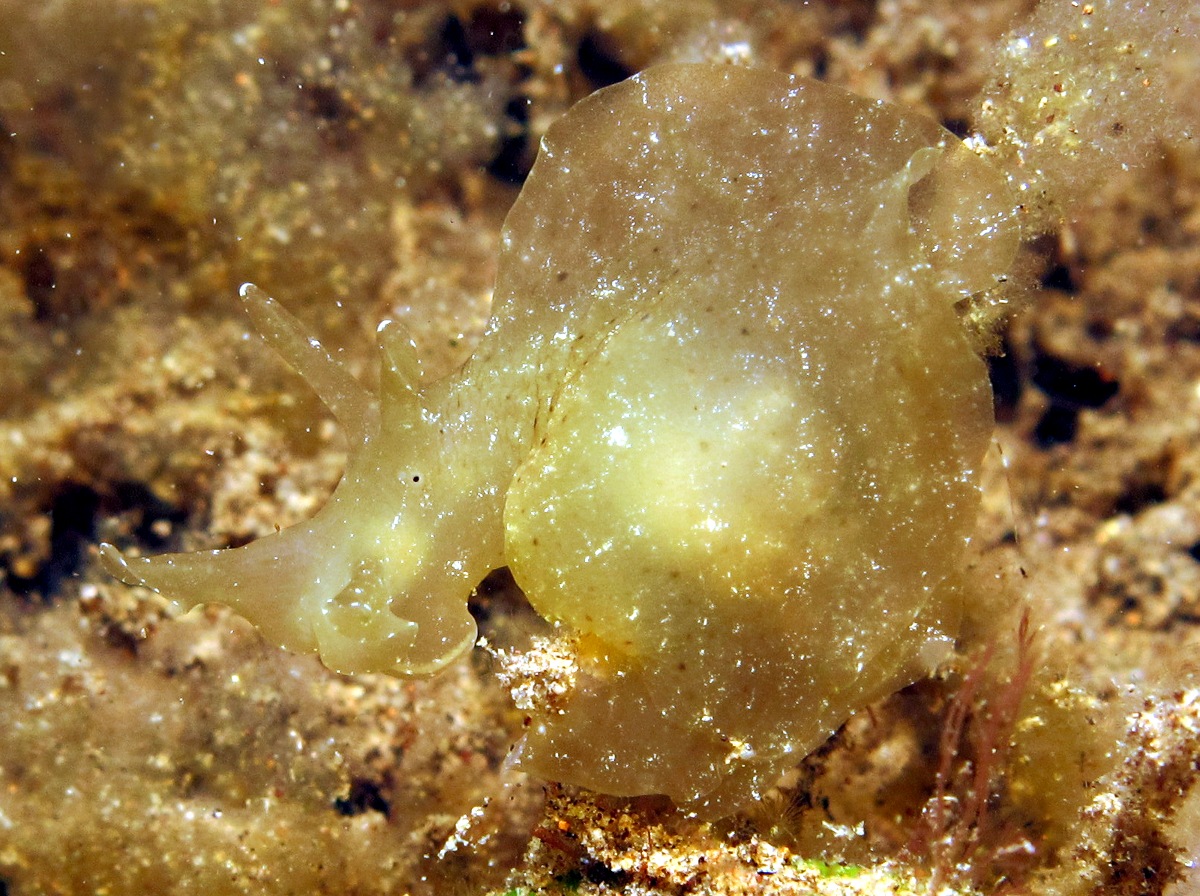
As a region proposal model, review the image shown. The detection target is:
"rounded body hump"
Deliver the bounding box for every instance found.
[501,65,1017,815]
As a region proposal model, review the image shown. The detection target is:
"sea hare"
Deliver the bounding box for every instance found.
[102,64,1019,815]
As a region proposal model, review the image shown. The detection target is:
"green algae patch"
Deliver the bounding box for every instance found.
[802,858,867,879]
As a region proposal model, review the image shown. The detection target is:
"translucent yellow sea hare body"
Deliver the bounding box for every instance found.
[102,64,1019,815]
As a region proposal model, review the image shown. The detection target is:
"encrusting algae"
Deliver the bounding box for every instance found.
[2,0,1200,893]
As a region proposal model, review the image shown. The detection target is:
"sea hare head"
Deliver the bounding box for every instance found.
[102,64,1018,816]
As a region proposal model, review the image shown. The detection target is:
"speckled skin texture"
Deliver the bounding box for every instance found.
[501,65,1017,812]
[105,64,1018,814]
